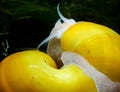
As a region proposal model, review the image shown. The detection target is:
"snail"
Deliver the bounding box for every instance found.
[37,4,120,82]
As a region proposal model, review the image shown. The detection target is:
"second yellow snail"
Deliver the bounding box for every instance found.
[37,4,120,82]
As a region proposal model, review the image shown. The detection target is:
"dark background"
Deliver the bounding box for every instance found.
[0,0,120,61]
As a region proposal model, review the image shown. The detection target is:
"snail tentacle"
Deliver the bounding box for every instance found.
[37,35,54,49]
[57,3,76,23]
[57,4,69,23]
[37,4,76,49]
[37,19,62,49]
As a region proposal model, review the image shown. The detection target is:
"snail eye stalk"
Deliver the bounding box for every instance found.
[37,3,76,49]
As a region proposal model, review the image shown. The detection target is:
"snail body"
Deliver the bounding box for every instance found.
[37,4,120,81]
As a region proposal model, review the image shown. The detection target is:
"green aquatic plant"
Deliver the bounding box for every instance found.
[1,39,9,56]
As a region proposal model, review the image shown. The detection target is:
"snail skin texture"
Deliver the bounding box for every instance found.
[37,4,120,82]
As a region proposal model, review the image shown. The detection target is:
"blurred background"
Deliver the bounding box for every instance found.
[0,0,120,61]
